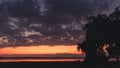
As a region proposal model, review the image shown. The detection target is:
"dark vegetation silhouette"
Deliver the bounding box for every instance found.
[77,7,120,64]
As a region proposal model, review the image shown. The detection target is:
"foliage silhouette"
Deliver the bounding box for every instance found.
[77,7,120,64]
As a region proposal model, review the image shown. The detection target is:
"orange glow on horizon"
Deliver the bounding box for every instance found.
[0,45,81,55]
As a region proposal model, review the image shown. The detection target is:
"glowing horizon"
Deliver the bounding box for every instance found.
[0,45,82,55]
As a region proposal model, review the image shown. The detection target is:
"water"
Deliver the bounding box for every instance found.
[0,58,84,62]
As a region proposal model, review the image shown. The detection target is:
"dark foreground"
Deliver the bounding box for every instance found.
[0,61,120,68]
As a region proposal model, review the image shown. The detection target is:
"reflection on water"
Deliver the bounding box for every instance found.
[0,58,84,62]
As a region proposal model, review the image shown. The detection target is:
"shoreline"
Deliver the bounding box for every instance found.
[0,61,120,68]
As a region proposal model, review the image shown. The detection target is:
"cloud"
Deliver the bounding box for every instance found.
[0,0,119,47]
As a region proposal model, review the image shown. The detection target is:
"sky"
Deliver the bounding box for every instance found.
[0,0,120,57]
[0,45,82,57]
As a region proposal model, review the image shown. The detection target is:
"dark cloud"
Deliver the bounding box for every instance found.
[43,0,113,22]
[0,0,119,47]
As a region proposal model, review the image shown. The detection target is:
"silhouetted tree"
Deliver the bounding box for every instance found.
[77,7,120,64]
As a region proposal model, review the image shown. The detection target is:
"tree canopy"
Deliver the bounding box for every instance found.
[77,7,120,64]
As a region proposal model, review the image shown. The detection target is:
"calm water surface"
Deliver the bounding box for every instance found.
[0,58,84,62]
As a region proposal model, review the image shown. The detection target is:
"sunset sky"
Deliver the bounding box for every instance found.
[0,0,119,57]
[0,45,78,54]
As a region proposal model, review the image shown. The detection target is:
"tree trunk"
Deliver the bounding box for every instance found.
[84,44,109,64]
[84,44,98,64]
